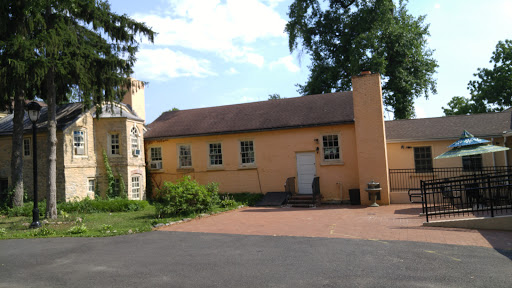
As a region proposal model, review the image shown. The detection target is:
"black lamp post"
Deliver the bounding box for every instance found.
[26,101,41,229]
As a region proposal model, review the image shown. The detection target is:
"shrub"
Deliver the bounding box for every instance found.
[59,198,149,214]
[154,176,220,218]
[219,193,264,206]
[68,224,87,234]
[7,200,46,217]
[32,226,56,237]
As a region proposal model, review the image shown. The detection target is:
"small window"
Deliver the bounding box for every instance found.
[322,135,340,160]
[130,126,140,156]
[110,134,120,155]
[462,154,482,171]
[74,130,86,155]
[88,179,95,193]
[150,147,163,170]
[131,176,141,199]
[414,146,433,172]
[23,138,31,157]
[240,140,255,164]
[178,145,192,168]
[209,143,223,166]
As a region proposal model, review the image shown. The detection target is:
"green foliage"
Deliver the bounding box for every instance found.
[285,0,438,119]
[32,226,56,237]
[100,224,113,233]
[6,198,148,217]
[68,224,87,235]
[268,93,282,100]
[103,150,116,199]
[0,228,6,235]
[444,40,512,115]
[219,193,264,207]
[154,176,220,218]
[118,174,127,199]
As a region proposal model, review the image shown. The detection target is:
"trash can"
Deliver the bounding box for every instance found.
[349,189,361,205]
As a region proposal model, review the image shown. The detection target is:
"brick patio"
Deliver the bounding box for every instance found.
[158,204,512,250]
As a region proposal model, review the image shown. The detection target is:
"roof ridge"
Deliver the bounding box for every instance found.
[385,110,509,123]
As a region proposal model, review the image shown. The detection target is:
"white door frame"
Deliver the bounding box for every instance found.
[296,152,316,194]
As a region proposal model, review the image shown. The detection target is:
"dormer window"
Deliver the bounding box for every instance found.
[130,126,140,156]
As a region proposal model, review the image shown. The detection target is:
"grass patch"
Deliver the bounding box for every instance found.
[0,205,156,239]
[219,193,264,206]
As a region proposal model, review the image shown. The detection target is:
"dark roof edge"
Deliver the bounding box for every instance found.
[145,120,355,141]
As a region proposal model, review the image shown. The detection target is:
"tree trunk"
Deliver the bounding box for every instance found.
[11,88,25,207]
[45,68,57,219]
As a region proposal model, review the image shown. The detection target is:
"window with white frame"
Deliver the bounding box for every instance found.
[131,176,141,199]
[240,140,255,165]
[130,126,140,156]
[150,147,163,170]
[322,134,340,161]
[110,133,120,155]
[74,130,86,155]
[178,145,192,168]
[23,138,31,157]
[88,178,95,193]
[209,143,223,166]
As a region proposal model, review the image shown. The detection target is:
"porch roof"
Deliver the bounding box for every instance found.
[385,110,512,142]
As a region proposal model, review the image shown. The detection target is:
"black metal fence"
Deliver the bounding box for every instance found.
[389,166,512,193]
[420,171,512,222]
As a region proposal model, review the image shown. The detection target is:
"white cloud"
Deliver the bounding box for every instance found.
[225,67,239,75]
[434,3,441,9]
[135,0,286,67]
[269,56,300,72]
[415,106,427,118]
[134,48,217,81]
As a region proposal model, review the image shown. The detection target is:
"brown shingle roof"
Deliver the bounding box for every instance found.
[145,92,354,139]
[385,111,512,142]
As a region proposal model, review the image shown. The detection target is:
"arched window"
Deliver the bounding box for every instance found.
[130,126,140,156]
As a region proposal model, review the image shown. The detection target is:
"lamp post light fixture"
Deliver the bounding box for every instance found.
[26,101,42,229]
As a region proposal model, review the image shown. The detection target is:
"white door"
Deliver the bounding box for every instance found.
[296,152,316,194]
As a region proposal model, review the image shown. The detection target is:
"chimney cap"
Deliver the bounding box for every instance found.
[360,71,372,75]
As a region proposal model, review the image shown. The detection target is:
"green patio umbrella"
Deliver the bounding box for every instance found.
[435,130,509,159]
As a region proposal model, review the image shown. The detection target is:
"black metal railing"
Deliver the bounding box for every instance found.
[389,166,512,193]
[420,171,512,222]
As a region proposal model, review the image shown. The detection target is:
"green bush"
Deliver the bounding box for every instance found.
[32,226,56,237]
[154,176,220,218]
[7,200,46,217]
[59,198,149,213]
[219,193,264,206]
[68,224,87,234]
[4,198,148,217]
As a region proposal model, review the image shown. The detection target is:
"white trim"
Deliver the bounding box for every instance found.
[177,143,192,168]
[149,146,163,170]
[207,142,224,169]
[239,139,256,168]
[320,133,343,163]
[73,129,87,157]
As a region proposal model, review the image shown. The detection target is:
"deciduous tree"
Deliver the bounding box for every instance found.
[285,0,438,119]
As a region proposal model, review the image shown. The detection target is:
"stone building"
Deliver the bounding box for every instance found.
[0,80,146,202]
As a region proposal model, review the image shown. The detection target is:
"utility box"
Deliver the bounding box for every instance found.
[349,189,361,205]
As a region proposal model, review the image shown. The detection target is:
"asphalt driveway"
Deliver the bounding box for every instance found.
[1,231,511,288]
[158,204,512,250]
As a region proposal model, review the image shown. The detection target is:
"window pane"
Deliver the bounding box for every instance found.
[131,176,140,199]
[322,135,340,160]
[240,141,254,164]
[462,154,482,171]
[110,134,119,155]
[179,145,192,167]
[23,139,30,156]
[209,143,223,166]
[74,131,85,155]
[414,147,433,172]
[151,147,162,161]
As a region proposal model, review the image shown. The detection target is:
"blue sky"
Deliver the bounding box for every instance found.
[107,0,512,124]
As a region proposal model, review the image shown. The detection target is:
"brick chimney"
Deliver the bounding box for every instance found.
[351,72,390,205]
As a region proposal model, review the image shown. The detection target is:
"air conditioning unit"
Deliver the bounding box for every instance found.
[150,162,162,169]
[75,147,85,155]
[133,149,141,156]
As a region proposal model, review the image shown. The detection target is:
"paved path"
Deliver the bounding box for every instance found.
[159,204,512,250]
[1,232,511,288]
